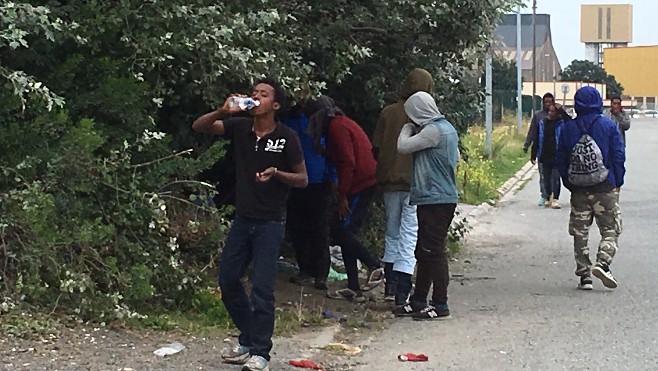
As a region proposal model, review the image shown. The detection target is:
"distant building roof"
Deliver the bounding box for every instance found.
[495,14,552,49]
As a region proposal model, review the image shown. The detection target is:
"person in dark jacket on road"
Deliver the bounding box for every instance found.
[556,86,625,291]
[531,103,570,209]
[525,93,555,206]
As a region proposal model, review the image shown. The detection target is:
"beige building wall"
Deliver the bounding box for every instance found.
[581,4,633,43]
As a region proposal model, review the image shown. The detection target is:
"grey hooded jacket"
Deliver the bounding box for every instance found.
[397,92,459,205]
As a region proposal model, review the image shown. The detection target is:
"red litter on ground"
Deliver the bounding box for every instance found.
[289,359,324,369]
[398,353,429,362]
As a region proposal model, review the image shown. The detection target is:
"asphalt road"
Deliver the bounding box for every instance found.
[354,117,658,370]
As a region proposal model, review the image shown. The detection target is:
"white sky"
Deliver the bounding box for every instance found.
[521,0,658,67]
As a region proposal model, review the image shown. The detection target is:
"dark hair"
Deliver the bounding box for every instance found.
[543,92,555,100]
[255,77,286,107]
[610,96,622,103]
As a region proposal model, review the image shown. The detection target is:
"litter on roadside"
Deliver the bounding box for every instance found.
[153,341,186,357]
[289,359,324,369]
[398,353,428,362]
[322,342,362,356]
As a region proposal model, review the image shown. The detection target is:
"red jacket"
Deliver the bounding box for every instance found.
[326,115,377,199]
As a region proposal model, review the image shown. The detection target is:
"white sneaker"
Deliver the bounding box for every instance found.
[592,264,618,289]
[550,200,561,209]
[242,355,270,371]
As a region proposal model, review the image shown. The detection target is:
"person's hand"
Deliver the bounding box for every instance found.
[555,103,563,110]
[531,158,537,165]
[338,196,351,220]
[256,167,278,183]
[613,187,620,193]
[523,147,528,153]
[221,94,248,115]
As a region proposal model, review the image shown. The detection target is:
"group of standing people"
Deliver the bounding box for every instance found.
[524,87,627,291]
[192,69,459,371]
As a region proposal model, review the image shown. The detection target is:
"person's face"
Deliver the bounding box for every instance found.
[543,97,555,112]
[611,99,622,114]
[548,104,558,119]
[250,83,280,116]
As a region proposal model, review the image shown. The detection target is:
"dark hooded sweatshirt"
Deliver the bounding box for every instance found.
[373,68,435,193]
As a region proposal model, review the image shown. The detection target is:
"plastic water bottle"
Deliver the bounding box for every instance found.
[228,97,260,110]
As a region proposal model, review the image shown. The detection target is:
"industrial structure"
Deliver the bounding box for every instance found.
[581,4,633,66]
[494,14,561,82]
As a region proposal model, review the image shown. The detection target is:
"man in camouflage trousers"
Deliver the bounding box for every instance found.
[556,86,625,290]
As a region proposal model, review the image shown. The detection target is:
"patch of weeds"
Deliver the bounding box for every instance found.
[0,309,61,340]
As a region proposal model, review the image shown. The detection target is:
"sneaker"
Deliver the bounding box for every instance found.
[327,288,366,303]
[391,302,423,317]
[290,272,314,286]
[577,275,593,290]
[362,267,385,291]
[241,355,269,371]
[412,305,451,321]
[222,343,250,364]
[538,197,547,207]
[592,263,618,289]
[550,200,562,209]
[384,295,396,302]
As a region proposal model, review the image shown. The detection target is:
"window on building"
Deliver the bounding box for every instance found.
[635,97,644,109]
[647,97,656,110]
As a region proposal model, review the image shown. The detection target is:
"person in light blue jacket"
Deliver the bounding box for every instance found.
[391,91,459,321]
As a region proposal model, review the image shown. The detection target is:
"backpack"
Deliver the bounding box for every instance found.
[567,117,609,187]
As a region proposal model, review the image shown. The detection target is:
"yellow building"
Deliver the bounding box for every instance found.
[603,45,658,109]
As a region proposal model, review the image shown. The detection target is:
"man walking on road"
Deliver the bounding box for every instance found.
[556,86,625,290]
[192,78,308,371]
[525,93,555,206]
[372,68,434,304]
[606,96,631,145]
[393,91,459,320]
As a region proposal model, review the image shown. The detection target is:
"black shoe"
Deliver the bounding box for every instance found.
[290,272,314,285]
[391,302,423,317]
[412,305,451,321]
[577,275,593,290]
[592,263,618,289]
[314,279,328,290]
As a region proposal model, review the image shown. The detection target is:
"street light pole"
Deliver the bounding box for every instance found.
[532,0,537,114]
[516,5,523,132]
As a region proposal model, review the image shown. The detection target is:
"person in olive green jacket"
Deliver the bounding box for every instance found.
[371,68,434,305]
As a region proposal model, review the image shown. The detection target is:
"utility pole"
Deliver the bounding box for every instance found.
[516,5,523,132]
[485,49,493,159]
[532,0,537,114]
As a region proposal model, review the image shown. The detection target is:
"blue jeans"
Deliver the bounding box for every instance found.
[538,162,548,199]
[540,163,561,200]
[381,191,417,275]
[218,216,285,361]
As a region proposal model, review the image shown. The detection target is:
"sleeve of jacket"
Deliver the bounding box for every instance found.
[327,125,356,199]
[530,120,541,161]
[618,111,631,131]
[397,124,440,154]
[524,115,538,150]
[609,123,626,188]
[555,124,571,190]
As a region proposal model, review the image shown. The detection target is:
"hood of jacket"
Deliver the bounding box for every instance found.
[404,91,445,127]
[400,68,435,100]
[574,86,604,116]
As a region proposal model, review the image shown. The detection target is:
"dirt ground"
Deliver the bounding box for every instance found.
[0,267,418,371]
